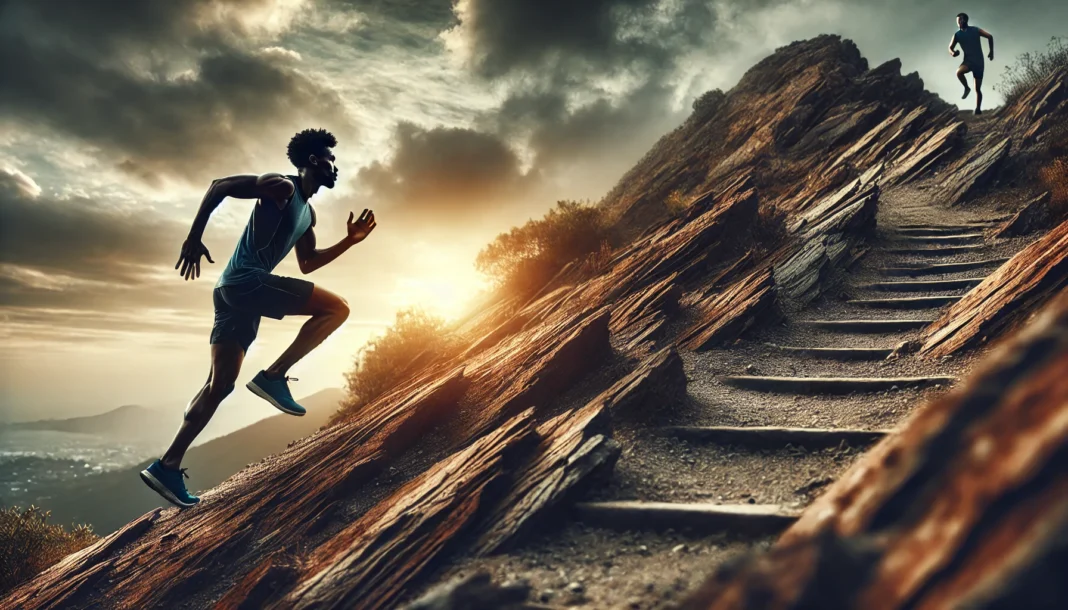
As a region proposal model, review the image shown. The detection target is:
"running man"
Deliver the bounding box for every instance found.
[949,12,994,114]
[140,128,377,508]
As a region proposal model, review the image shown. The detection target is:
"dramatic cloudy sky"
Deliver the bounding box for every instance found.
[1,0,1064,431]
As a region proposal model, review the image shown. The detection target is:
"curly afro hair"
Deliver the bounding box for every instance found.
[287,128,337,168]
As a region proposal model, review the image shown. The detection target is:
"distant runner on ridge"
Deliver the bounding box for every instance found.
[140,128,377,509]
[949,12,994,115]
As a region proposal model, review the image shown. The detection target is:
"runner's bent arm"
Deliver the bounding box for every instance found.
[949,33,959,56]
[186,174,295,240]
[295,209,377,274]
[978,28,994,60]
[176,174,295,280]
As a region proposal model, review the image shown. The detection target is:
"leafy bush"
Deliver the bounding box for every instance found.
[475,200,611,296]
[1,505,97,596]
[692,88,726,118]
[996,36,1068,105]
[338,307,458,421]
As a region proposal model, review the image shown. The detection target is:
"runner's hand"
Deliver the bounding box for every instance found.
[988,52,994,61]
[951,49,960,57]
[175,238,214,281]
[347,209,377,244]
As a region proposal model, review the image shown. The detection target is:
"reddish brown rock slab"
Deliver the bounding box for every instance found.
[677,267,777,351]
[938,135,1011,206]
[2,367,471,610]
[996,191,1054,237]
[281,410,538,610]
[464,307,613,439]
[597,346,687,420]
[680,292,1068,610]
[921,218,1068,359]
[883,119,966,185]
[473,403,619,556]
[998,67,1068,140]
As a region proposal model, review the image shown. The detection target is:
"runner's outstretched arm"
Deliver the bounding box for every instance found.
[295,209,377,274]
[978,28,994,60]
[176,174,295,280]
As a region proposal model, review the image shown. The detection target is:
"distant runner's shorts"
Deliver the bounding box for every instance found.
[961,61,984,80]
[210,274,314,352]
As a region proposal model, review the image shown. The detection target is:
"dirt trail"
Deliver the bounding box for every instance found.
[419,183,1036,609]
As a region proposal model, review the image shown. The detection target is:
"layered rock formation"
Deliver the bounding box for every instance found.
[5,38,1067,610]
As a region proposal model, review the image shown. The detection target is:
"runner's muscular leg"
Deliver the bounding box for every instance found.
[160,342,244,469]
[265,284,349,379]
[957,64,971,93]
[974,75,984,109]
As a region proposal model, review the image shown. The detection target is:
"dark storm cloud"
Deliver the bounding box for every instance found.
[351,0,726,218]
[0,168,182,294]
[0,0,356,184]
[356,122,529,220]
[493,80,682,174]
[444,0,727,183]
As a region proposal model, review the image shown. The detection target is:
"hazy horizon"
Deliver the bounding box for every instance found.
[2,0,1065,427]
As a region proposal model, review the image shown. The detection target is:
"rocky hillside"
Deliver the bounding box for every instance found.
[4,36,1066,610]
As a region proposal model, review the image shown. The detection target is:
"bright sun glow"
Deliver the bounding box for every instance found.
[392,271,489,322]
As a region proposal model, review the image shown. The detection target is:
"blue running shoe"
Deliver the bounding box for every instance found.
[247,370,306,416]
[140,459,200,508]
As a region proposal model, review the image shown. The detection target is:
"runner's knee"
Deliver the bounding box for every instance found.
[333,297,350,321]
[319,294,348,320]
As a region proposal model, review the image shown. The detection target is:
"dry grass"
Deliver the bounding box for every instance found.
[996,36,1068,105]
[0,505,97,596]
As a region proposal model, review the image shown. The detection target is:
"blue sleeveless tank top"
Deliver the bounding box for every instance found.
[216,175,313,287]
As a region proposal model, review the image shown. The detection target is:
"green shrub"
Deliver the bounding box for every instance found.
[996,36,1068,105]
[476,200,611,296]
[337,307,458,422]
[0,505,98,596]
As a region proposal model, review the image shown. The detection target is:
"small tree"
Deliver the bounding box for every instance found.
[475,200,611,296]
[1,505,98,596]
[339,307,456,421]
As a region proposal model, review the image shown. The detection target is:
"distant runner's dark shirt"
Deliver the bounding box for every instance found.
[954,26,984,66]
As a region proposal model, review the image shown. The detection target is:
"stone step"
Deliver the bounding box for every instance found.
[848,295,963,309]
[797,319,934,332]
[891,233,985,245]
[896,221,999,230]
[719,375,954,394]
[763,344,894,360]
[883,245,986,255]
[894,227,988,237]
[662,426,889,449]
[879,258,1009,277]
[861,278,985,292]
[572,501,799,536]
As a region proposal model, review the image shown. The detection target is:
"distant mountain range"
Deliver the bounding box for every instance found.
[14,388,345,534]
[5,404,174,445]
